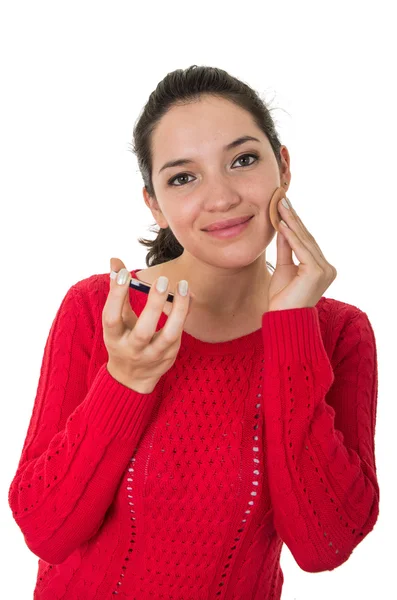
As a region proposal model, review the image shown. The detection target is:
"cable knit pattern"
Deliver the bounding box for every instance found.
[8,268,380,599]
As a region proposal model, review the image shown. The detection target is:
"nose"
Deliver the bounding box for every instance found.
[201,174,242,211]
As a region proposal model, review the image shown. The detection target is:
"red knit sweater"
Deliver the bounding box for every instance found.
[8,268,380,600]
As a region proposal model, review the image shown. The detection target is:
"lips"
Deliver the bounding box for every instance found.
[203,215,253,232]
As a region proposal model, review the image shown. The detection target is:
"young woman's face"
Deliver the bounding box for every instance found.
[146,95,290,269]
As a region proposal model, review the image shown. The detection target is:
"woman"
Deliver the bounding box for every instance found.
[8,65,379,599]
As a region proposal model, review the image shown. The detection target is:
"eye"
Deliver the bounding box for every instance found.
[167,153,259,187]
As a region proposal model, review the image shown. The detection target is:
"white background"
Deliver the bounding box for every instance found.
[1,1,394,598]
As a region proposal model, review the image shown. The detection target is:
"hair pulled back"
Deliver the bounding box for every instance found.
[131,65,285,271]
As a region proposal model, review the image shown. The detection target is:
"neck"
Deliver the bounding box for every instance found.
[165,255,271,318]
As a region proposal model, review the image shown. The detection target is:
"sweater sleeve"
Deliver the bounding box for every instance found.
[8,283,162,565]
[261,306,379,573]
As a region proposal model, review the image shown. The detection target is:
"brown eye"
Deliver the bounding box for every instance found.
[168,173,195,187]
[233,153,259,168]
[167,153,259,187]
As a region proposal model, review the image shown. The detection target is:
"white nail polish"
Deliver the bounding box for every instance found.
[282,197,290,210]
[156,276,169,293]
[178,280,189,296]
[116,268,129,285]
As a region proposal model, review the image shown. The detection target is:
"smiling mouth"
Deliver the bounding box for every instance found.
[204,216,253,231]
[202,216,254,239]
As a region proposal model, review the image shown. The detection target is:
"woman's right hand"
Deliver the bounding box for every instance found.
[102,257,193,393]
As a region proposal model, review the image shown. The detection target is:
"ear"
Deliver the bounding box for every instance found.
[279,146,292,188]
[142,186,168,229]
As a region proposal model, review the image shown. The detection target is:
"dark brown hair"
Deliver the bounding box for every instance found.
[130,65,285,271]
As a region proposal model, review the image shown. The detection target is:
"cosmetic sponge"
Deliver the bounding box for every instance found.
[269,186,288,232]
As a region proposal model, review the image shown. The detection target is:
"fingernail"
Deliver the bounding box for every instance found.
[116,268,129,285]
[156,276,169,293]
[282,197,290,210]
[177,280,189,297]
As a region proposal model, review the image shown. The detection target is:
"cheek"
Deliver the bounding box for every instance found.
[243,172,277,199]
[165,207,198,241]
[172,208,195,228]
[172,198,201,223]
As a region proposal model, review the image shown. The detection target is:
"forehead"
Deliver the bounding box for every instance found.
[152,96,263,165]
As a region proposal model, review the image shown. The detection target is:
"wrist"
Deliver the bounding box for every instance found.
[106,363,158,394]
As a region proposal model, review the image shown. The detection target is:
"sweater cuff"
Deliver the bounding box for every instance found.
[80,363,162,440]
[262,307,329,366]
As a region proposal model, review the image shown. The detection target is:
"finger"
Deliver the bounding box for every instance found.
[278,221,321,269]
[102,257,134,339]
[278,197,309,241]
[130,276,173,348]
[122,288,137,330]
[151,281,191,351]
[279,199,328,266]
[276,225,294,266]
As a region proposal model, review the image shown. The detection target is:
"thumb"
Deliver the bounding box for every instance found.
[110,257,127,274]
[109,257,137,329]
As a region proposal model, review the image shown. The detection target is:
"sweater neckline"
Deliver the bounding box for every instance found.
[131,269,263,355]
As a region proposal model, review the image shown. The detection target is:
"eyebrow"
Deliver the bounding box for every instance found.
[157,135,261,175]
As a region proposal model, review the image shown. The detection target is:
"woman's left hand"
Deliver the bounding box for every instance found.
[267,192,337,312]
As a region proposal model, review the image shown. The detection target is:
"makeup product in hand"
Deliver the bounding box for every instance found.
[129,277,175,303]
